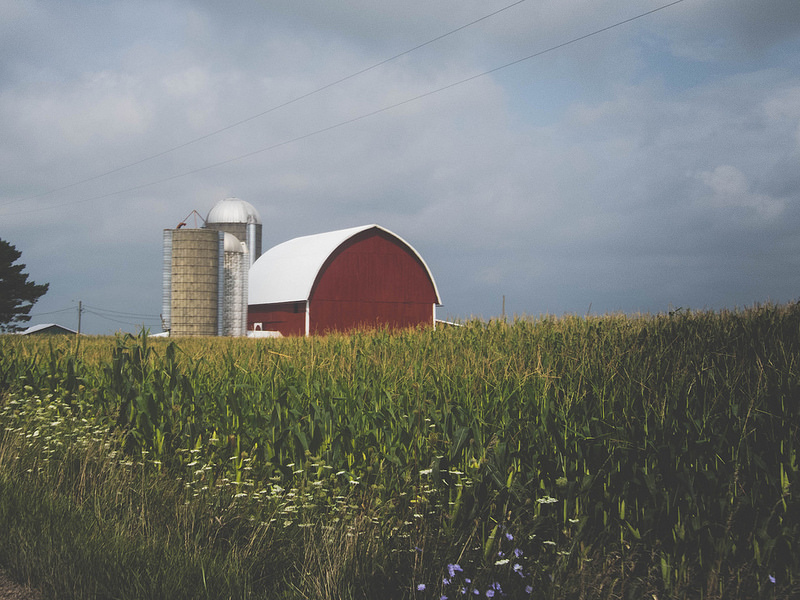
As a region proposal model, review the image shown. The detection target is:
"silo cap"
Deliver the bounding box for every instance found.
[223,232,246,253]
[207,197,262,225]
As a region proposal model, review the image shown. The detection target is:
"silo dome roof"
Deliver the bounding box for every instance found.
[223,232,246,253]
[206,197,262,225]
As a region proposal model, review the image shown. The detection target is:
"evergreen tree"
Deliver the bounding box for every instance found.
[0,239,49,332]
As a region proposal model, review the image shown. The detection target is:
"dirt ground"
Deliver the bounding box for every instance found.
[0,571,42,600]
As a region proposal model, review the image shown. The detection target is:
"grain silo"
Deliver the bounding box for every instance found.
[205,198,262,266]
[222,232,248,337]
[162,228,224,336]
[162,202,252,337]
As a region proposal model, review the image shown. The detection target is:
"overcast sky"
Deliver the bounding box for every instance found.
[2,0,799,334]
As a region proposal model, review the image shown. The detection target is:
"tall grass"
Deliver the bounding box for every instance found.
[0,303,798,598]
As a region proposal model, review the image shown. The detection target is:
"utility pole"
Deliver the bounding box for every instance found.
[77,300,82,335]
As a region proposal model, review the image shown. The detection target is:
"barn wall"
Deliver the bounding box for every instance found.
[248,302,306,336]
[310,229,437,334]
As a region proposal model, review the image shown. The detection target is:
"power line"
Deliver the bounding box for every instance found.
[30,303,160,324]
[2,0,685,217]
[0,0,526,210]
[82,309,160,326]
[82,304,161,326]
[81,303,160,318]
[27,306,75,317]
[82,309,156,322]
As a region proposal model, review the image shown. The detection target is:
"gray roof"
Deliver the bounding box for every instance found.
[18,323,78,335]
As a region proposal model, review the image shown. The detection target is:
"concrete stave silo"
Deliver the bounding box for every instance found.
[163,228,224,336]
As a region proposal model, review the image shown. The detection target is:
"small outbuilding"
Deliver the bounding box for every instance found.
[18,323,78,335]
[248,224,441,336]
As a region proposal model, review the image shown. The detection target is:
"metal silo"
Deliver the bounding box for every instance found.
[205,197,262,267]
[162,229,173,332]
[163,228,224,336]
[222,232,248,336]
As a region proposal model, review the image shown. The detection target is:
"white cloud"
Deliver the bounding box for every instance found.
[764,85,800,147]
[696,165,784,221]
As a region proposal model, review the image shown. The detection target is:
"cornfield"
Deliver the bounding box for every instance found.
[0,303,798,599]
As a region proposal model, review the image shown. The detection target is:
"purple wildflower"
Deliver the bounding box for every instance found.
[513,548,523,558]
[505,532,514,541]
[525,585,534,594]
[448,564,464,578]
[769,575,776,584]
[486,591,494,598]
[417,583,426,591]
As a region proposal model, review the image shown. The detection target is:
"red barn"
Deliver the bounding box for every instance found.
[248,224,441,336]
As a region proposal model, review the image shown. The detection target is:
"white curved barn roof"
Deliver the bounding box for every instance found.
[248,224,441,305]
